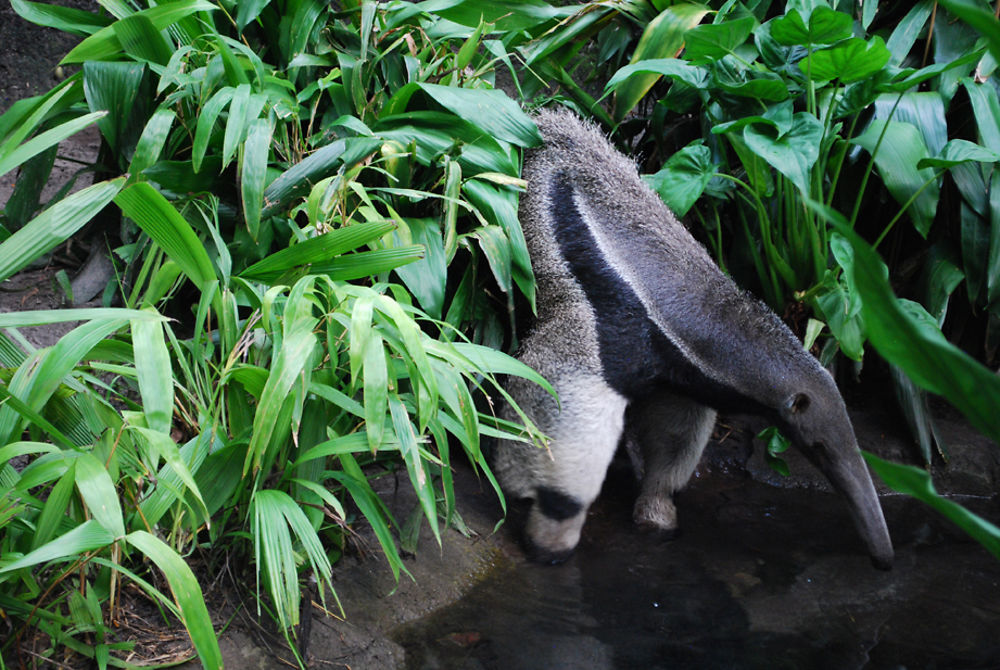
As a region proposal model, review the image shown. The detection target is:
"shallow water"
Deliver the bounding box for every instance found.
[393,466,1000,670]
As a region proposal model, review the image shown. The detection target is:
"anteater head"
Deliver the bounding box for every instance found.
[774,367,894,570]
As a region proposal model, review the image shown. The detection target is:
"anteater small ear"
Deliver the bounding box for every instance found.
[788,393,811,414]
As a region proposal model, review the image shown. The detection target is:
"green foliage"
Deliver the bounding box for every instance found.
[0,0,561,665]
[5,0,1000,665]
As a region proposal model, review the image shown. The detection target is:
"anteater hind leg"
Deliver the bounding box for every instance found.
[627,389,716,534]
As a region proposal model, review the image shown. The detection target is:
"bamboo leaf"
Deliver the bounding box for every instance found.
[10,0,110,36]
[246,278,319,474]
[0,112,105,180]
[0,178,125,282]
[132,311,173,434]
[128,107,175,181]
[241,117,274,240]
[0,318,128,445]
[125,531,222,670]
[0,520,115,572]
[0,307,163,328]
[75,453,125,538]
[115,182,218,291]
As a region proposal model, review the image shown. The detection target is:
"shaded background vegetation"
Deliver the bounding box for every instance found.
[1,0,999,667]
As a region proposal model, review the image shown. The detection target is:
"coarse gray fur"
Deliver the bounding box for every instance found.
[492,109,894,568]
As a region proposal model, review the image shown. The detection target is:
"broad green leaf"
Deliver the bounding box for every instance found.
[377,113,515,175]
[393,217,447,319]
[938,0,1000,65]
[851,120,939,237]
[0,520,115,572]
[988,171,1000,305]
[830,218,1000,440]
[11,0,111,36]
[463,179,535,307]
[614,4,709,121]
[468,225,512,294]
[960,201,989,304]
[769,6,852,46]
[114,13,173,65]
[605,58,708,92]
[684,16,755,63]
[864,452,1000,559]
[962,78,1000,153]
[115,182,218,291]
[813,273,866,361]
[0,178,125,283]
[920,242,966,325]
[128,107,175,180]
[807,37,891,83]
[886,1,934,66]
[743,112,822,195]
[917,139,1000,169]
[417,0,571,32]
[643,141,715,216]
[413,83,540,147]
[61,0,218,63]
[82,61,144,157]
[876,91,947,156]
[125,530,222,670]
[75,453,125,538]
[236,0,271,31]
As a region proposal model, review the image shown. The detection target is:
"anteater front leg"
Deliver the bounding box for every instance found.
[495,368,628,563]
[627,389,716,535]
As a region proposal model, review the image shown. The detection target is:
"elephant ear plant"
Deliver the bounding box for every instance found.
[0,0,555,666]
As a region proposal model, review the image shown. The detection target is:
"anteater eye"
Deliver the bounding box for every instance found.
[791,393,810,413]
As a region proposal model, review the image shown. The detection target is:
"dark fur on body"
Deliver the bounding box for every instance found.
[492,109,893,568]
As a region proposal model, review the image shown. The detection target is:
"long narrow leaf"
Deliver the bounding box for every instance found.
[115,182,218,291]
[0,520,115,572]
[0,177,125,282]
[125,531,222,670]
